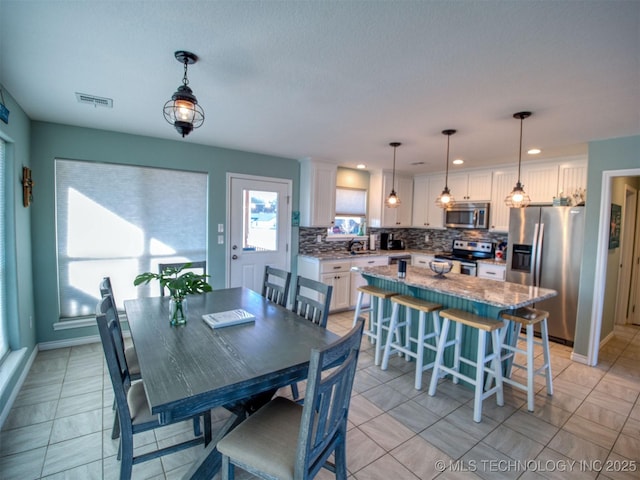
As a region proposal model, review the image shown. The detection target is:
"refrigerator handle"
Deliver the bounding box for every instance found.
[533,223,544,286]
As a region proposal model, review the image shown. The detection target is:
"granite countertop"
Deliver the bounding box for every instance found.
[299,249,441,261]
[354,265,556,309]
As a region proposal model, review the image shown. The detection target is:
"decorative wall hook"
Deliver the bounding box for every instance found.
[22,166,34,207]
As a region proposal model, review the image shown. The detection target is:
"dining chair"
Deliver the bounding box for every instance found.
[291,275,332,328]
[289,275,333,399]
[97,294,212,480]
[261,265,292,307]
[218,318,365,480]
[99,277,142,440]
[158,261,207,296]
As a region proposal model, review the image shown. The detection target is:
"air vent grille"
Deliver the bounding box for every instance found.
[75,93,113,108]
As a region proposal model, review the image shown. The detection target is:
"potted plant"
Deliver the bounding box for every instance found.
[134,263,212,326]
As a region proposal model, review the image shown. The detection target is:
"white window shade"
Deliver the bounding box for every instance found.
[335,188,367,216]
[55,159,207,318]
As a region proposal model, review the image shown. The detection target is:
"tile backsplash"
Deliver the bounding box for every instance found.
[298,227,507,255]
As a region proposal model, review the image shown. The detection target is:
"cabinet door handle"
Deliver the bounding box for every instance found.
[333,266,341,269]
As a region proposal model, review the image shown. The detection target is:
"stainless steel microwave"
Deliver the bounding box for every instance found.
[445,203,490,229]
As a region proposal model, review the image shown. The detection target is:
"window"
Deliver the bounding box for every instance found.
[0,138,7,358]
[243,189,278,251]
[330,187,367,236]
[55,159,207,318]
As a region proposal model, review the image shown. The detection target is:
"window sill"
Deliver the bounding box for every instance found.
[0,348,28,396]
[325,234,369,242]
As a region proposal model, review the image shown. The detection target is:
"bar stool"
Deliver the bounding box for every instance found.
[485,307,553,412]
[380,295,443,390]
[428,308,505,423]
[352,285,398,366]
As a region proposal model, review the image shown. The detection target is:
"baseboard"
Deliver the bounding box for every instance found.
[0,347,37,429]
[38,335,102,351]
[570,351,590,365]
[599,330,615,348]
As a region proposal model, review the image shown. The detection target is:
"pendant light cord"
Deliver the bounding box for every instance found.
[517,115,523,183]
[444,134,450,188]
[392,145,397,190]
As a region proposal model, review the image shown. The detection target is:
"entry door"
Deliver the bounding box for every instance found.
[228,174,291,292]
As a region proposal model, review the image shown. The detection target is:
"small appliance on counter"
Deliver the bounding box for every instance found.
[369,233,377,251]
[380,232,405,250]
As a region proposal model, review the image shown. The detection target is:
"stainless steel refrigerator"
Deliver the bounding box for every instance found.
[506,206,585,345]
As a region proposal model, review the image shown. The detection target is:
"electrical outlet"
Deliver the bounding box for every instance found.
[316,234,322,243]
[425,234,430,242]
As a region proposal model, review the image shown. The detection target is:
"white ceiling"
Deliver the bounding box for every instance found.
[1,1,639,175]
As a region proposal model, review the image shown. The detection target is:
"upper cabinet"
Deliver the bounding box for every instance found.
[299,159,337,227]
[558,158,588,199]
[369,170,413,227]
[446,172,493,201]
[489,168,518,232]
[412,174,445,229]
[520,163,559,204]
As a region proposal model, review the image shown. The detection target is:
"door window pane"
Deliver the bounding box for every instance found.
[243,189,277,252]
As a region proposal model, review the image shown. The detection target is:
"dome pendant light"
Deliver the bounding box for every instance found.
[505,111,532,208]
[163,51,205,137]
[386,142,402,208]
[435,129,456,209]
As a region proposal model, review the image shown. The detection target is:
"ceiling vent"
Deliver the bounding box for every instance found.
[75,93,113,108]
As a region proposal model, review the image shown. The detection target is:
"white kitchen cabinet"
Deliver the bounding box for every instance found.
[321,272,351,311]
[477,262,506,281]
[412,174,446,229]
[489,168,518,232]
[299,159,337,227]
[349,256,389,306]
[412,253,435,268]
[298,255,389,312]
[558,157,587,199]
[369,170,413,227]
[521,163,559,204]
[447,171,492,201]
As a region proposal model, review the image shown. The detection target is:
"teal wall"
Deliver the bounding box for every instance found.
[0,85,37,412]
[29,122,300,344]
[574,135,640,357]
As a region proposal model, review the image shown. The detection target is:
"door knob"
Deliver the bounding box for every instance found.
[232,254,238,260]
[232,245,238,250]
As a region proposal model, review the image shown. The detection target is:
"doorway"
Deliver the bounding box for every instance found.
[589,169,640,365]
[227,174,292,292]
[615,185,639,325]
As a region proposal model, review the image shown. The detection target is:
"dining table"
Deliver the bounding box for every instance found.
[124,286,339,479]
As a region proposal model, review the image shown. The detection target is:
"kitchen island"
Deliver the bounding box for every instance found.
[354,265,557,383]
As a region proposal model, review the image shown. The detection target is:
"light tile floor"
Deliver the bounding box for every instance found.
[1,312,639,479]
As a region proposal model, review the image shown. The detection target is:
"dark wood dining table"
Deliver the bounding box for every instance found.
[124,286,339,479]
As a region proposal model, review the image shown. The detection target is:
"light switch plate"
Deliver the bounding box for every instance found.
[218,224,224,233]
[218,235,224,244]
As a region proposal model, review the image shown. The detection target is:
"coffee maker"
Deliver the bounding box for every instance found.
[380,232,393,250]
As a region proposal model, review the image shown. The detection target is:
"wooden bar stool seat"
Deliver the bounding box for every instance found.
[352,285,398,366]
[381,295,443,390]
[428,308,505,423]
[485,307,553,412]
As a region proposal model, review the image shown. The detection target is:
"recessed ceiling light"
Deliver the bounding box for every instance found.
[452,158,464,165]
[410,161,425,166]
[528,148,541,155]
[356,163,366,169]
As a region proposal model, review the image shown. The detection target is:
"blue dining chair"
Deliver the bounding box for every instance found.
[262,265,292,307]
[97,294,212,480]
[218,319,365,480]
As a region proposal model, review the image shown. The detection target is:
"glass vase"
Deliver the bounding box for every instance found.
[169,297,188,326]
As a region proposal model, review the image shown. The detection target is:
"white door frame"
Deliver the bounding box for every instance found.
[225,173,292,288]
[588,168,640,365]
[615,185,638,325]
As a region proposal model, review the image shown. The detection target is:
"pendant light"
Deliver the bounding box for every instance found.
[163,51,205,137]
[435,129,456,209]
[386,142,402,208]
[505,111,532,208]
